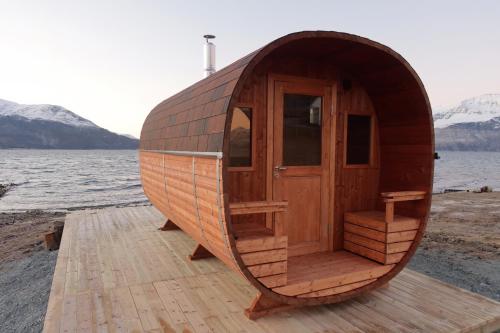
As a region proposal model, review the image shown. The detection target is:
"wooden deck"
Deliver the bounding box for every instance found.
[43,206,500,333]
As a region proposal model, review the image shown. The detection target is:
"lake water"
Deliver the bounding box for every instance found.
[434,151,500,193]
[0,150,499,212]
[0,150,147,211]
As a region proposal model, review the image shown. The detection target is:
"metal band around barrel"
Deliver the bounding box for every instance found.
[192,157,212,251]
[141,149,222,159]
[215,158,230,250]
[162,154,171,209]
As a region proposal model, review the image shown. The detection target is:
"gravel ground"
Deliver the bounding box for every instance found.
[0,210,64,333]
[409,248,500,301]
[409,192,500,302]
[0,250,58,333]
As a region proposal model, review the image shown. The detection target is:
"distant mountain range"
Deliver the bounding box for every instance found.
[0,99,138,149]
[1,94,499,151]
[434,94,500,151]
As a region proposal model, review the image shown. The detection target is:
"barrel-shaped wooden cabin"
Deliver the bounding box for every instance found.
[140,31,434,318]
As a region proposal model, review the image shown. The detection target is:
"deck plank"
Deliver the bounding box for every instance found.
[43,206,500,333]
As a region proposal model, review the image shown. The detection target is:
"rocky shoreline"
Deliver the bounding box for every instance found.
[409,191,500,301]
[0,210,65,332]
[0,210,65,263]
[0,193,499,332]
[0,183,15,199]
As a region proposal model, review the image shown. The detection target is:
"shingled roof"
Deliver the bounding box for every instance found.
[140,31,430,153]
[140,49,260,152]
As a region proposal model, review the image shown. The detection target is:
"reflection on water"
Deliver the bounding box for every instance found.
[0,150,499,211]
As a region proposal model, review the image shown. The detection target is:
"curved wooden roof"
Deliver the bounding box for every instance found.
[139,50,258,152]
[140,31,432,154]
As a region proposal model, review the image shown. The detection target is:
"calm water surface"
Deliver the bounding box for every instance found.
[433,151,500,192]
[0,150,147,211]
[0,150,499,211]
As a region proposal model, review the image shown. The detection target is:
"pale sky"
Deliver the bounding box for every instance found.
[1,0,499,137]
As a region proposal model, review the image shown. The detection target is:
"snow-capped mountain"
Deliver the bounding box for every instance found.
[0,99,97,128]
[434,94,500,151]
[0,98,138,149]
[434,94,500,129]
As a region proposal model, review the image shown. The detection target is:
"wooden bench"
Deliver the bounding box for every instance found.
[190,201,287,262]
[229,201,288,238]
[229,201,289,291]
[380,191,426,223]
[344,191,426,265]
[229,201,288,215]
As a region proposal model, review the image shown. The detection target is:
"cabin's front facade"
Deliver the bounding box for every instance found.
[140,31,434,318]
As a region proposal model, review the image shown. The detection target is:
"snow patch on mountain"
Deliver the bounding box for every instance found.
[0,98,97,128]
[433,94,500,128]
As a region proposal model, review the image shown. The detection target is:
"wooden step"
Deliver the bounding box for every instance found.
[236,235,287,253]
[236,234,288,288]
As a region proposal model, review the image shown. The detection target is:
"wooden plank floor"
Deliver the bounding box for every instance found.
[43,206,500,333]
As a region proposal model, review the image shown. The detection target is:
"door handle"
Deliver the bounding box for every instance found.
[274,165,287,171]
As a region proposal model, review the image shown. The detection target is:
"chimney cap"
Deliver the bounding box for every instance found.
[203,34,216,42]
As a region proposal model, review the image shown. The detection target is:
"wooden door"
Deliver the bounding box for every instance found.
[272,80,332,257]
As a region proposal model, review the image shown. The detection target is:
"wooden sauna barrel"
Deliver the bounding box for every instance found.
[140,31,434,308]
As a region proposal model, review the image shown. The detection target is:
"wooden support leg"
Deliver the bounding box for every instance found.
[188,244,214,261]
[244,292,295,320]
[380,282,390,289]
[159,219,179,231]
[44,221,64,251]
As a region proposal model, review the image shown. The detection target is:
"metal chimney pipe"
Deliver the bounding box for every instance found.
[203,34,216,78]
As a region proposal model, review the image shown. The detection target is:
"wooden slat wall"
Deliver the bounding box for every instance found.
[140,151,240,272]
[140,153,170,215]
[228,76,267,227]
[227,57,382,253]
[334,80,380,250]
[379,143,433,218]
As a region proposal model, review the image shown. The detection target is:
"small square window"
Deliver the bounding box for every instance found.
[346,115,371,165]
[229,107,252,167]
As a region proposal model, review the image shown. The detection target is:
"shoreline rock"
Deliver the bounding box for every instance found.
[0,183,15,198]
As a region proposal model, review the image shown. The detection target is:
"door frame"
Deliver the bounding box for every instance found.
[266,73,338,254]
